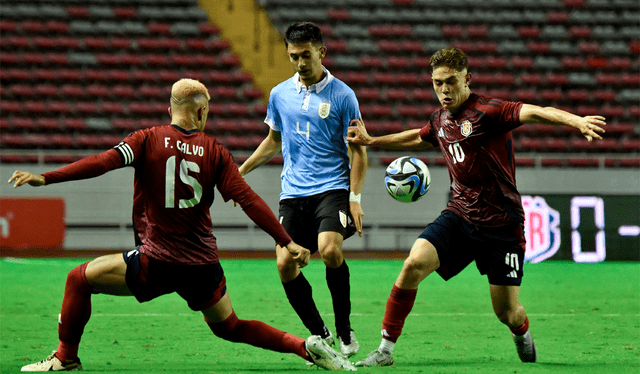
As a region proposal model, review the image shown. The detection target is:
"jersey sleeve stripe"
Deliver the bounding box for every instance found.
[114,142,134,165]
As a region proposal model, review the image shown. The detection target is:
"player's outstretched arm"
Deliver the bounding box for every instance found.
[238,129,282,177]
[346,119,429,150]
[519,104,606,142]
[8,170,45,188]
[283,241,311,268]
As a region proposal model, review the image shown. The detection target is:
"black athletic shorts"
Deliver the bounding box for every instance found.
[278,189,356,254]
[419,210,526,286]
[123,248,227,311]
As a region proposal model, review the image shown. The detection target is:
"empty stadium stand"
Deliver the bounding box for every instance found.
[0,0,638,168]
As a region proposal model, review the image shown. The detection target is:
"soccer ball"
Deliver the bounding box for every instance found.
[384,156,431,203]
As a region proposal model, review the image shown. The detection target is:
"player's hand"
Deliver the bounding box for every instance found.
[576,115,606,142]
[346,119,372,145]
[349,201,364,237]
[284,241,310,268]
[8,170,45,188]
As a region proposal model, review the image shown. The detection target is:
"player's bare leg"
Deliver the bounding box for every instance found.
[491,285,536,362]
[22,254,130,372]
[357,239,439,367]
[318,231,358,356]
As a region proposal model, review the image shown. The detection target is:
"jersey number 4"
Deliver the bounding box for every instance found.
[165,155,203,208]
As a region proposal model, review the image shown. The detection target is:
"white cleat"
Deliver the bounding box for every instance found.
[21,351,82,372]
[513,330,537,363]
[324,330,335,347]
[355,349,394,367]
[338,330,360,357]
[305,336,356,371]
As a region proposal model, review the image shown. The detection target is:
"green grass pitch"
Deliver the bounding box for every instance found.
[1,257,638,373]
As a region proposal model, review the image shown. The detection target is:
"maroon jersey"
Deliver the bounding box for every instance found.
[43,124,291,264]
[419,94,524,227]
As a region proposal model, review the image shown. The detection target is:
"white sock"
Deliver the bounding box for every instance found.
[379,338,395,353]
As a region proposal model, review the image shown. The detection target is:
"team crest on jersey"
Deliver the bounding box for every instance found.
[318,101,331,119]
[460,120,473,137]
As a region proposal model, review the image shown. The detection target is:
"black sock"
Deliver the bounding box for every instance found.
[283,273,327,337]
[326,260,351,341]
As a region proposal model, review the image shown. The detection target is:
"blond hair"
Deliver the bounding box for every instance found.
[170,78,210,107]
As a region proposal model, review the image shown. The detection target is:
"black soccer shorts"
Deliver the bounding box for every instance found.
[278,189,355,254]
[419,210,526,286]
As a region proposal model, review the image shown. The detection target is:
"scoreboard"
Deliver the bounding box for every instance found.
[522,194,640,263]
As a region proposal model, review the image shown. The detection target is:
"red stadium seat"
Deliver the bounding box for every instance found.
[546,73,569,86]
[410,88,433,101]
[515,89,538,102]
[567,158,599,167]
[620,138,640,152]
[66,6,90,18]
[396,105,422,118]
[386,88,409,101]
[387,56,410,69]
[36,118,61,131]
[569,25,591,38]
[75,102,99,115]
[112,85,137,99]
[85,84,110,98]
[567,89,590,102]
[112,118,137,131]
[50,134,75,148]
[579,41,600,54]
[540,158,565,167]
[547,11,569,23]
[100,101,125,115]
[327,8,350,22]
[518,25,541,38]
[62,118,88,131]
[520,73,544,86]
[114,7,137,19]
[562,56,586,69]
[441,25,463,38]
[357,87,382,101]
[516,157,536,167]
[145,22,171,36]
[527,41,550,54]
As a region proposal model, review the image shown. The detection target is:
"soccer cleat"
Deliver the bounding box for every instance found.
[21,351,82,372]
[322,328,335,347]
[305,336,356,371]
[355,349,394,367]
[513,330,537,363]
[338,330,360,357]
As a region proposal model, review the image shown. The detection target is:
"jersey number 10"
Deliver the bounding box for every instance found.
[165,155,203,208]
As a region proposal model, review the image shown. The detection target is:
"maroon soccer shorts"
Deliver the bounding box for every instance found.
[123,248,227,311]
[419,210,526,286]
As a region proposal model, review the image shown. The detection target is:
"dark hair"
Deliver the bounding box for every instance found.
[429,47,468,73]
[284,22,323,47]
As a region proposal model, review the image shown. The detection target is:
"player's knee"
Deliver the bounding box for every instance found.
[494,306,522,327]
[402,255,430,276]
[319,245,342,268]
[276,253,297,275]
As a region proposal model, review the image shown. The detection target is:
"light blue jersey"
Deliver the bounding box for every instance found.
[266,67,361,199]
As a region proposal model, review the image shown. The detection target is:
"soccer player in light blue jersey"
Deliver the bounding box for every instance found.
[239,22,368,357]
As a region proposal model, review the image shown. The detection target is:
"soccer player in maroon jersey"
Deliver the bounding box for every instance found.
[346,47,606,367]
[9,79,356,372]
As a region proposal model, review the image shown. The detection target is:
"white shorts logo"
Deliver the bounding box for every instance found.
[339,210,347,228]
[318,102,331,119]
